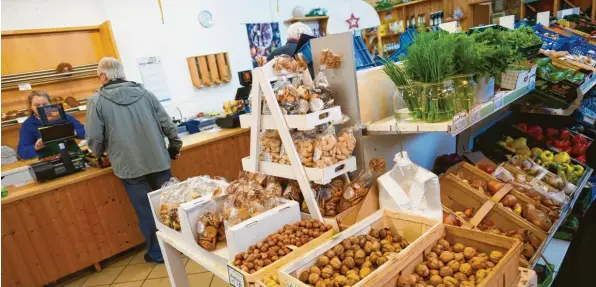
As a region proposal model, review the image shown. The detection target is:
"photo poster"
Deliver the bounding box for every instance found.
[137,56,171,102]
[245,22,282,67]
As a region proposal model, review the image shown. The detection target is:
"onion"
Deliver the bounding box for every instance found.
[501,194,518,208]
[443,214,458,226]
[487,180,504,194]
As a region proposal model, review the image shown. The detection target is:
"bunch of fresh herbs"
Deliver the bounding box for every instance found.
[404,31,456,83]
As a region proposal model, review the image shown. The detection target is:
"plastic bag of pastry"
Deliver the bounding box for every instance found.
[294,53,308,72]
[312,73,334,110]
[264,181,283,198]
[293,132,316,167]
[187,175,230,198]
[259,130,282,163]
[273,77,299,115]
[314,125,338,168]
[283,180,303,202]
[273,55,297,75]
[338,170,373,212]
[316,184,336,216]
[196,201,222,251]
[319,49,341,70]
[336,126,358,161]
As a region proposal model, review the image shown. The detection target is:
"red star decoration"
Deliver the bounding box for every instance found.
[345,13,360,29]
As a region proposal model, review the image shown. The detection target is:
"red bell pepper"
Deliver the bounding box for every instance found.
[577,143,589,155]
[546,128,558,138]
[516,123,528,133]
[536,134,545,141]
[562,146,572,153]
[576,154,587,163]
[560,130,572,140]
[526,126,543,139]
[554,139,571,150]
[573,134,589,145]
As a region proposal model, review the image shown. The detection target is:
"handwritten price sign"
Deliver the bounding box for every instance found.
[451,111,468,135]
[228,265,245,287]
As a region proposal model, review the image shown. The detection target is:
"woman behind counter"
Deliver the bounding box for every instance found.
[17,90,86,160]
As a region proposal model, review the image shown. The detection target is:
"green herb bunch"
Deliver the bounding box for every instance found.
[383,60,410,87]
[404,31,456,83]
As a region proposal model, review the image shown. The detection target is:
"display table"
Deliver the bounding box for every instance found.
[0,128,249,286]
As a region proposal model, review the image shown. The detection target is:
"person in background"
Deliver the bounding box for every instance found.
[86,57,182,263]
[267,22,314,61]
[17,90,85,160]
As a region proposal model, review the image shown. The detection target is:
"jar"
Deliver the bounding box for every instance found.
[451,74,477,113]
[419,80,456,123]
[394,84,423,120]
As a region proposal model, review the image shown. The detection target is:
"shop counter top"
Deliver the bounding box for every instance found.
[1,128,250,286]
[1,128,249,205]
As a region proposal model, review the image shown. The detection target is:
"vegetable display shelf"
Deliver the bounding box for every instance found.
[365,78,536,136]
[239,106,342,131]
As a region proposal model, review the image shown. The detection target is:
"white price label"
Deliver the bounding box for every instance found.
[470,104,482,125]
[228,265,245,287]
[79,105,87,111]
[493,93,505,111]
[18,83,32,91]
[451,111,468,135]
[584,116,596,125]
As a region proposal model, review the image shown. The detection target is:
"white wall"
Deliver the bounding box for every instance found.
[1,0,354,119]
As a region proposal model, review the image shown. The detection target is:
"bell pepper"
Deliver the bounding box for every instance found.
[573,164,585,177]
[572,134,587,144]
[576,154,587,163]
[560,129,572,140]
[527,126,543,139]
[515,123,528,133]
[554,139,571,150]
[540,150,555,163]
[546,128,558,138]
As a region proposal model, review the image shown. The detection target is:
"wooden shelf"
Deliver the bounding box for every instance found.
[283,16,329,24]
[376,0,431,11]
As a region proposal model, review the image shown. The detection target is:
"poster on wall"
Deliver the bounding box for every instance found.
[245,23,281,68]
[137,56,171,102]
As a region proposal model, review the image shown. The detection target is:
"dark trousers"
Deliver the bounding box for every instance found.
[121,169,172,261]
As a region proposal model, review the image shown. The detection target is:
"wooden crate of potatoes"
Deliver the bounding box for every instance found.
[279,209,441,287]
[440,174,547,267]
[446,162,559,233]
[366,224,522,287]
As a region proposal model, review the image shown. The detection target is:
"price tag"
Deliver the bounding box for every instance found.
[451,111,468,135]
[470,104,482,125]
[79,105,87,111]
[493,92,505,111]
[528,75,536,91]
[584,116,596,125]
[228,265,245,287]
[18,83,32,91]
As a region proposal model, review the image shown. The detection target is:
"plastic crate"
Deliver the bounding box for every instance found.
[386,28,418,62]
[533,25,569,50]
[297,42,313,64]
[567,39,596,56]
[353,35,375,70]
[298,36,375,70]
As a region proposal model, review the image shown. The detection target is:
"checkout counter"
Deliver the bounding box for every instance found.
[1,124,249,286]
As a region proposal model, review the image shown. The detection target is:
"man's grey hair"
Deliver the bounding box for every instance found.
[97,57,126,81]
[287,22,313,41]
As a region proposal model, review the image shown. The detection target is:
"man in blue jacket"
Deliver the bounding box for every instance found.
[86,57,182,263]
[17,90,85,160]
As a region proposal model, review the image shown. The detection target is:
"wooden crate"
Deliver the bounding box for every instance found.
[446,162,559,233]
[279,209,441,287]
[440,174,547,267]
[227,226,335,285]
[365,224,522,287]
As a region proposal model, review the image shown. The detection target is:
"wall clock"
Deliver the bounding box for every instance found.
[199,10,213,28]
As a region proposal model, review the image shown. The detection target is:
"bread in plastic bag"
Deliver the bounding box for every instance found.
[339,170,372,212]
[294,53,308,72]
[293,131,315,167]
[336,126,357,161]
[273,55,297,75]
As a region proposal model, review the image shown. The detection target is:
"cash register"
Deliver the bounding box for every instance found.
[29,104,86,182]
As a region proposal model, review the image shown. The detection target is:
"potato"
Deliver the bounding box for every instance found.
[447,260,460,271]
[452,243,465,253]
[416,263,430,277]
[439,251,454,263]
[459,263,473,276]
[318,256,330,267]
[440,266,454,277]
[463,247,477,260]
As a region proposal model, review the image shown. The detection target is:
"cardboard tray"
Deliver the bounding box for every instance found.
[439,174,548,267]
[240,106,342,131]
[241,156,357,185]
[364,224,522,287]
[279,209,440,287]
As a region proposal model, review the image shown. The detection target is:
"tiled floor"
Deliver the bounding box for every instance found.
[58,247,229,287]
